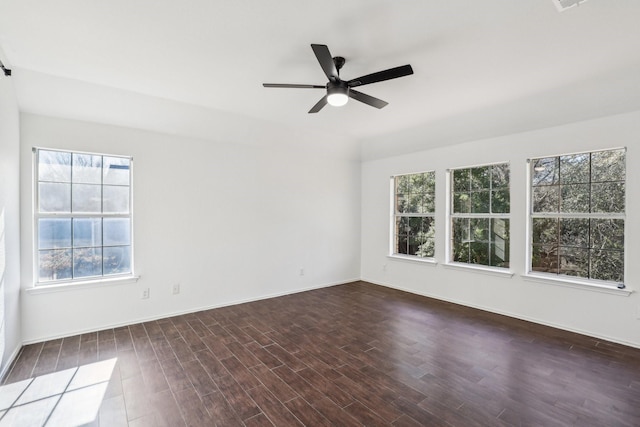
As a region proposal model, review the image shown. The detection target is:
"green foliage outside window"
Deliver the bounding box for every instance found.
[394,172,435,258]
[530,149,625,283]
[451,163,510,268]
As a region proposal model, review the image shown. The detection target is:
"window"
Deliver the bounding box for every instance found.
[392,171,435,258]
[450,163,510,268]
[34,148,133,284]
[529,148,625,284]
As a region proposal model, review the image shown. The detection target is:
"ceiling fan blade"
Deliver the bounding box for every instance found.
[349,89,388,109]
[311,44,339,82]
[347,64,413,87]
[308,95,328,113]
[263,83,325,89]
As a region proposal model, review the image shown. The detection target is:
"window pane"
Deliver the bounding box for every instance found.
[591,182,625,213]
[471,167,490,190]
[560,184,589,213]
[560,218,589,248]
[422,172,436,191]
[39,182,71,213]
[453,242,470,263]
[591,149,625,183]
[453,169,469,192]
[591,219,624,251]
[453,192,471,213]
[73,248,103,278]
[396,194,408,213]
[560,153,589,184]
[72,153,102,184]
[532,185,559,213]
[409,193,424,213]
[396,217,409,237]
[72,184,102,213]
[410,173,427,191]
[73,218,102,247]
[395,217,409,255]
[531,244,559,274]
[104,246,131,275]
[590,249,623,282]
[103,185,130,214]
[39,249,72,282]
[491,164,510,188]
[532,157,558,186]
[452,218,469,244]
[491,189,510,213]
[470,218,489,242]
[397,235,408,255]
[490,219,509,267]
[415,217,435,257]
[38,150,71,182]
[38,219,71,249]
[558,247,589,278]
[420,194,435,214]
[104,219,131,246]
[471,190,490,213]
[407,217,423,249]
[469,242,490,265]
[396,175,410,194]
[103,157,131,185]
[532,218,558,245]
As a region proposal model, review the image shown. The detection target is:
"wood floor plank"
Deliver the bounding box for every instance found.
[3,343,42,384]
[245,385,303,426]
[31,339,62,377]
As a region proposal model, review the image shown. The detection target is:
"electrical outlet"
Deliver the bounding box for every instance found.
[141,288,150,299]
[173,283,181,295]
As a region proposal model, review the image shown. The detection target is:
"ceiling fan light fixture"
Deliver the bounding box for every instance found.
[327,84,349,107]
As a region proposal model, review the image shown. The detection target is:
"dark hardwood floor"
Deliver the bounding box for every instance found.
[2,281,640,426]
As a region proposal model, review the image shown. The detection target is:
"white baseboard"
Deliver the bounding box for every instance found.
[363,277,640,350]
[21,278,360,345]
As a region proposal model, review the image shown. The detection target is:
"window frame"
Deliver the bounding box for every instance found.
[525,147,626,290]
[389,170,436,261]
[446,161,511,271]
[33,147,135,286]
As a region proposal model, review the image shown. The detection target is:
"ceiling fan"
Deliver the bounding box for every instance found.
[263,44,413,113]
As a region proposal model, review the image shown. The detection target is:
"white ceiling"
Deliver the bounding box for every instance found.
[1,0,640,159]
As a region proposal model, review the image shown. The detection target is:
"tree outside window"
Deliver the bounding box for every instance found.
[450,163,510,268]
[530,149,625,283]
[393,172,435,258]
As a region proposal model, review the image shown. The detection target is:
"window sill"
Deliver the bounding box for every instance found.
[442,262,514,278]
[522,273,632,296]
[387,254,438,266]
[26,275,140,295]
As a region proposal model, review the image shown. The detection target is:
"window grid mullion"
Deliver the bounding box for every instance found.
[529,148,625,285]
[35,148,132,285]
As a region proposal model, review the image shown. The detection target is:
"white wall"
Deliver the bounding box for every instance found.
[0,68,22,376]
[361,110,640,348]
[20,113,361,343]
